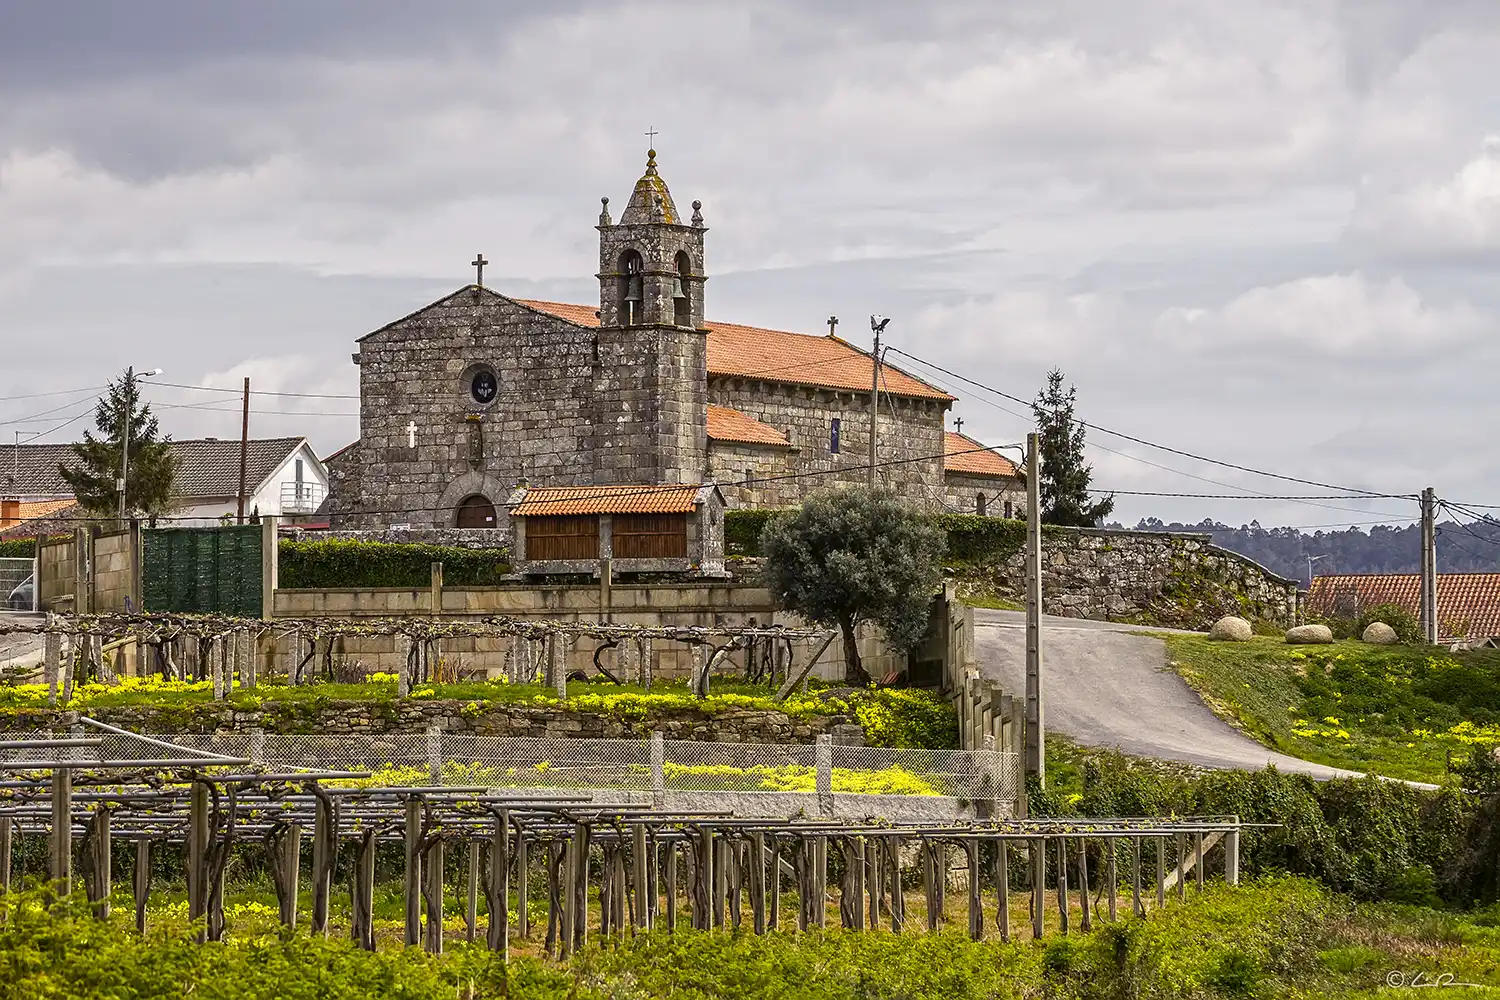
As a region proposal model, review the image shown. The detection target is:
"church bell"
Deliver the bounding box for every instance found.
[625,275,643,301]
[671,275,686,300]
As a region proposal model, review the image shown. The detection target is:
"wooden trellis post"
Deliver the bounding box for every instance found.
[1077,838,1092,932]
[423,837,444,954]
[87,807,111,920]
[486,810,510,958]
[965,839,983,941]
[403,797,422,947]
[352,828,377,951]
[1056,837,1069,935]
[134,841,152,933]
[995,838,1010,942]
[50,766,72,893]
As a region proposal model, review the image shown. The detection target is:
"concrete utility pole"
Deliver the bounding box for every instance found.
[237,377,251,524]
[1024,431,1045,783]
[118,367,161,523]
[868,316,889,488]
[1420,487,1438,644]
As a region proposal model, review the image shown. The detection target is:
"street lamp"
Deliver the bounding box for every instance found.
[119,367,162,522]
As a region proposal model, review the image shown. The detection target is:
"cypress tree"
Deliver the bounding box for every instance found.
[1031,368,1114,527]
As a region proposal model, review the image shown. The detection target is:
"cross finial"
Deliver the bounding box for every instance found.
[471,254,488,288]
[827,315,839,337]
[954,416,964,434]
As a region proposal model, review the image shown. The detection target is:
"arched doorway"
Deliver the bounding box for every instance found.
[455,494,498,529]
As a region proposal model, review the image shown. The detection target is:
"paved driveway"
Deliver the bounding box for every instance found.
[972,609,1370,781]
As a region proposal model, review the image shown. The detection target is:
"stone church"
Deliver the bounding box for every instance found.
[326,151,1022,531]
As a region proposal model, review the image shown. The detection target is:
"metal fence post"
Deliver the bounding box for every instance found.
[650,731,666,809]
[816,734,833,818]
[427,724,443,784]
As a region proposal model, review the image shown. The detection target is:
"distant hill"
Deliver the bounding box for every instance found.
[1118,517,1500,587]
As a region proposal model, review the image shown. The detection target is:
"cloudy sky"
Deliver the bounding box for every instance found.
[2,0,1498,531]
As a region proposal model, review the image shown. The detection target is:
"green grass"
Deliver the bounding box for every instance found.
[1163,635,1500,784]
[4,877,1499,997]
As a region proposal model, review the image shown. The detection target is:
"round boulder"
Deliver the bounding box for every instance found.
[1286,624,1334,645]
[1362,621,1399,645]
[1209,616,1253,642]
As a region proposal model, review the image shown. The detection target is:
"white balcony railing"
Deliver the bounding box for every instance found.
[279,481,327,514]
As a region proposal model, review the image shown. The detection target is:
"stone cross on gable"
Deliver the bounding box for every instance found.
[406,421,417,449]
[471,254,488,288]
[955,416,964,433]
[827,315,838,337]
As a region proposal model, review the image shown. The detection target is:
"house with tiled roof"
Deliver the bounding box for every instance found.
[0,437,329,537]
[327,149,1010,532]
[1308,573,1500,646]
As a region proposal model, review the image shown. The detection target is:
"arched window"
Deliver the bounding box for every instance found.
[618,250,644,325]
[455,494,498,529]
[976,493,988,516]
[673,251,691,327]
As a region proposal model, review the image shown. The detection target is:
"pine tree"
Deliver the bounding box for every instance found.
[58,369,177,520]
[1031,368,1114,527]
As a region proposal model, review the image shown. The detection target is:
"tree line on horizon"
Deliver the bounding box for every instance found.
[1120,516,1500,585]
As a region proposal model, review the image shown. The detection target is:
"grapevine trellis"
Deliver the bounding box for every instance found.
[0,612,838,702]
[0,722,1253,956]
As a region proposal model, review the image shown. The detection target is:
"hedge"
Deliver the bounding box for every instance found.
[726,507,1032,565]
[0,539,37,559]
[278,538,510,589]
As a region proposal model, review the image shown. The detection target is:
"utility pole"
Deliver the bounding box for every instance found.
[117,367,161,524]
[237,377,251,524]
[868,316,889,488]
[1420,487,1437,644]
[1024,431,1044,783]
[118,367,135,525]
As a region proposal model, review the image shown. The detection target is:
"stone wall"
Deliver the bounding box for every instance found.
[0,701,858,742]
[270,580,907,682]
[706,378,948,508]
[967,526,1300,628]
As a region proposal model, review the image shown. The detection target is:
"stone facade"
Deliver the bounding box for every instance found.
[0,702,858,742]
[705,380,948,508]
[966,526,1300,628]
[941,471,1024,519]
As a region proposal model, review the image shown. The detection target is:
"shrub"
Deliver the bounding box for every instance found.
[1353,602,1421,644]
[0,539,37,558]
[850,688,960,749]
[724,508,786,556]
[934,513,1027,564]
[279,538,510,589]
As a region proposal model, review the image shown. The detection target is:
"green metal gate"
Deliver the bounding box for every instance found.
[142,526,263,617]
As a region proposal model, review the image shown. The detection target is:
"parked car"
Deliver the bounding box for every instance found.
[6,574,33,611]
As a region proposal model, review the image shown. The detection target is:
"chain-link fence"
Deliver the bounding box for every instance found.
[0,558,34,612]
[0,726,1021,806]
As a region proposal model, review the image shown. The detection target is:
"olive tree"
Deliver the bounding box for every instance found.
[760,486,946,686]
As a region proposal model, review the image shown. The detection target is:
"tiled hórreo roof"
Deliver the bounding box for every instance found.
[508,483,715,517]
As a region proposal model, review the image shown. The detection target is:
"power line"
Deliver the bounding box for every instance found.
[887,347,1401,499]
[150,381,361,401]
[0,385,106,404]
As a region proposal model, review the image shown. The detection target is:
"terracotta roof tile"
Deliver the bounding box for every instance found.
[706,405,791,448]
[943,432,1021,479]
[1307,573,1500,641]
[516,299,954,401]
[510,484,706,517]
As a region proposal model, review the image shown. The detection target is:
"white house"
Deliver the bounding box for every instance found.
[0,437,330,534]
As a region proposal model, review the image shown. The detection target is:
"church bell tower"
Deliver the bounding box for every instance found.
[597,148,707,330]
[591,149,709,485]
